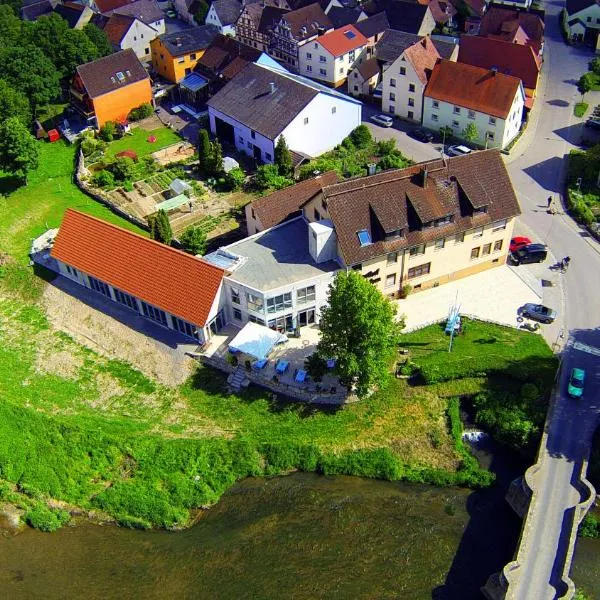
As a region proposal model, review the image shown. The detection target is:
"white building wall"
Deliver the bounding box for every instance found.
[205,5,223,30]
[279,92,362,157]
[120,19,160,59]
[422,86,523,149]
[299,42,366,86]
[382,54,424,122]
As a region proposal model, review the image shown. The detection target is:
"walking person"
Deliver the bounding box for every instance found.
[562,256,571,272]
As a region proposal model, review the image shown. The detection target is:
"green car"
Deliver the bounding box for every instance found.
[568,368,586,398]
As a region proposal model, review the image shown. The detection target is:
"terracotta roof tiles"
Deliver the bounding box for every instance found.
[317,25,368,57]
[51,210,224,327]
[403,36,440,85]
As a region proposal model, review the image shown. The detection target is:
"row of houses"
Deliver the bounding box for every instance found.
[47,149,520,345]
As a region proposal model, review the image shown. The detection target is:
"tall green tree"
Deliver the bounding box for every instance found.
[578,73,593,101]
[0,3,21,44]
[193,0,209,23]
[197,129,212,173]
[179,226,207,255]
[274,135,293,176]
[462,122,478,145]
[0,117,40,182]
[0,45,60,112]
[349,124,372,149]
[317,271,402,397]
[210,139,223,175]
[0,0,22,15]
[83,23,113,57]
[0,79,31,126]
[148,209,173,245]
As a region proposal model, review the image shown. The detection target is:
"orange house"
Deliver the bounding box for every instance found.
[151,26,219,83]
[71,49,153,128]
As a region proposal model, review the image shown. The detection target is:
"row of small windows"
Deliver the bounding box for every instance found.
[231,286,315,313]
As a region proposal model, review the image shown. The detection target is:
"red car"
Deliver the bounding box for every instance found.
[510,236,532,253]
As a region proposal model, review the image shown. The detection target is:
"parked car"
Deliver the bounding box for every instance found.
[446,145,472,157]
[371,114,394,127]
[520,303,557,324]
[567,367,586,398]
[510,236,532,253]
[585,119,600,131]
[166,9,177,17]
[510,243,547,265]
[410,128,434,142]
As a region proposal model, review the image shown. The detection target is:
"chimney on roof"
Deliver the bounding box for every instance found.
[317,26,326,35]
[422,167,428,187]
[269,82,276,94]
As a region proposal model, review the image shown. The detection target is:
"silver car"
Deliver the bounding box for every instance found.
[520,303,557,324]
[447,145,472,157]
[371,114,394,127]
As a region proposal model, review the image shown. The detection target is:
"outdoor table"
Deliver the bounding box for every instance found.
[253,358,268,370]
[276,360,289,374]
[295,369,307,383]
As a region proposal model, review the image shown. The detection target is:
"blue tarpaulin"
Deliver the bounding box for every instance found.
[228,322,287,360]
[180,73,208,92]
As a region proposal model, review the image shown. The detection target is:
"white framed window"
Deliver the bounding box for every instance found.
[409,244,426,257]
[408,98,414,107]
[339,67,343,74]
[487,131,495,141]
[319,68,326,76]
[387,252,398,264]
[492,219,507,231]
[247,293,263,312]
[400,67,406,75]
[389,92,395,101]
[306,52,312,59]
[452,120,459,128]
[482,243,492,256]
[267,292,292,313]
[455,232,465,244]
[493,239,503,252]
[470,246,480,260]
[306,65,312,72]
[385,273,396,288]
[453,106,461,114]
[390,78,396,87]
[408,83,415,92]
[319,55,326,62]
[297,285,316,304]
[331,106,336,114]
[434,238,445,250]
[231,289,240,304]
[489,116,496,125]
[432,100,439,108]
[431,113,438,122]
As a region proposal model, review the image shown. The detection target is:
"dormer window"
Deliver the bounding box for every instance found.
[385,229,402,240]
[473,206,488,215]
[433,215,453,227]
[357,230,372,246]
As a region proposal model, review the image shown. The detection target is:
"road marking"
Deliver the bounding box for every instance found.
[572,341,600,356]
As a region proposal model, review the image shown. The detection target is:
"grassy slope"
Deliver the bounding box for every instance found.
[0,141,556,529]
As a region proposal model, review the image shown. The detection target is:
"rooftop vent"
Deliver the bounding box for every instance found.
[269,82,276,94]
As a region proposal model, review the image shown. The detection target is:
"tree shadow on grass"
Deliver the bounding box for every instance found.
[0,174,23,196]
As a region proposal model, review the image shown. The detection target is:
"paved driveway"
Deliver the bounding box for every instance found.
[397,265,541,331]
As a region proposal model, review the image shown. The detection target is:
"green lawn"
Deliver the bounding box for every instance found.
[105,126,182,159]
[0,140,146,265]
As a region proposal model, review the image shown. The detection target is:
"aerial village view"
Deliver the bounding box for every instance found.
[0,0,600,596]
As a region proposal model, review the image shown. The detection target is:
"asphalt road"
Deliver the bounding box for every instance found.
[500,3,600,598]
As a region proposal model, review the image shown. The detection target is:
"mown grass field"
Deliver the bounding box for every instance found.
[0,142,557,529]
[104,126,182,159]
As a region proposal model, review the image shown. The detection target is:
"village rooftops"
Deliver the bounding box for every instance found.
[158,26,220,57]
[210,0,243,26]
[51,209,225,327]
[279,3,333,42]
[375,29,451,64]
[316,24,368,56]
[212,217,339,290]
[321,150,521,266]
[109,0,163,24]
[355,11,389,38]
[425,60,522,119]
[75,49,149,98]
[95,0,131,13]
[103,13,136,45]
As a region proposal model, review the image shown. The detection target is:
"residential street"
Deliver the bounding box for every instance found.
[493,2,600,598]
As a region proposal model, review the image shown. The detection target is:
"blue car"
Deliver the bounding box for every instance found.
[567,368,585,399]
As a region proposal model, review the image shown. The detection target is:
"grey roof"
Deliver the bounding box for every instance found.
[363,0,429,33]
[159,26,220,57]
[375,28,421,63]
[206,63,319,140]
[224,217,339,290]
[21,0,54,20]
[431,38,456,59]
[112,0,163,25]
[566,0,596,14]
[327,6,364,28]
[355,11,389,38]
[211,0,243,25]
[76,49,149,98]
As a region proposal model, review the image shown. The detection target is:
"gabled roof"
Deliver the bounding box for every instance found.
[250,171,339,229]
[21,0,54,21]
[375,28,421,63]
[428,0,456,24]
[362,0,430,34]
[425,60,522,119]
[403,36,440,85]
[207,62,319,139]
[75,49,149,98]
[51,210,225,327]
[279,2,333,41]
[357,56,379,79]
[458,35,540,91]
[158,26,220,57]
[327,6,365,27]
[566,0,598,15]
[95,0,131,14]
[258,5,289,33]
[210,0,243,25]
[430,36,457,59]
[479,7,544,52]
[112,0,163,25]
[196,34,261,78]
[54,2,89,28]
[355,11,389,38]
[449,0,486,17]
[322,150,520,265]
[317,25,368,56]
[103,13,136,45]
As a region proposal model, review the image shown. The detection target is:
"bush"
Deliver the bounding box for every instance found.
[304,353,327,382]
[99,121,117,142]
[25,504,70,532]
[179,226,207,255]
[128,103,154,121]
[375,139,397,156]
[225,167,245,190]
[349,124,372,149]
[80,134,106,158]
[574,102,588,118]
[378,151,409,171]
[254,164,292,191]
[579,513,600,537]
[92,169,115,189]
[110,156,137,182]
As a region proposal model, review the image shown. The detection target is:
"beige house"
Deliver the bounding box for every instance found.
[382,36,441,122]
[299,150,520,296]
[564,0,600,45]
[348,56,379,97]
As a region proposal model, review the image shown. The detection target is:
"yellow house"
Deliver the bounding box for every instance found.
[151,25,219,83]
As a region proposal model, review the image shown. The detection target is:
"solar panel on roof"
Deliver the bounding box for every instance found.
[357,229,371,246]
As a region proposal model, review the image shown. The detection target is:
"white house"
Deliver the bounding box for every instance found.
[206,62,362,163]
[423,60,524,150]
[205,0,242,36]
[381,36,441,123]
[564,0,600,45]
[109,0,165,36]
[102,13,161,59]
[347,56,379,97]
[298,24,368,87]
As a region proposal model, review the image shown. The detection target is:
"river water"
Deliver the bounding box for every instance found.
[0,441,597,599]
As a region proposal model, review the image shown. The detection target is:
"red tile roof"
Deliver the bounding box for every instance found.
[95,0,131,14]
[51,210,225,327]
[403,36,440,85]
[103,13,135,45]
[425,59,522,119]
[317,25,368,56]
[458,35,540,91]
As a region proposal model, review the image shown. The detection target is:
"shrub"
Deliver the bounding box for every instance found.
[179,226,207,255]
[128,103,154,121]
[148,209,172,245]
[225,167,245,190]
[92,169,115,189]
[349,124,372,149]
[25,504,70,532]
[375,139,397,156]
[110,156,137,182]
[80,134,106,158]
[378,151,409,171]
[226,353,238,367]
[574,102,588,118]
[99,121,117,142]
[304,353,327,382]
[254,164,292,191]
